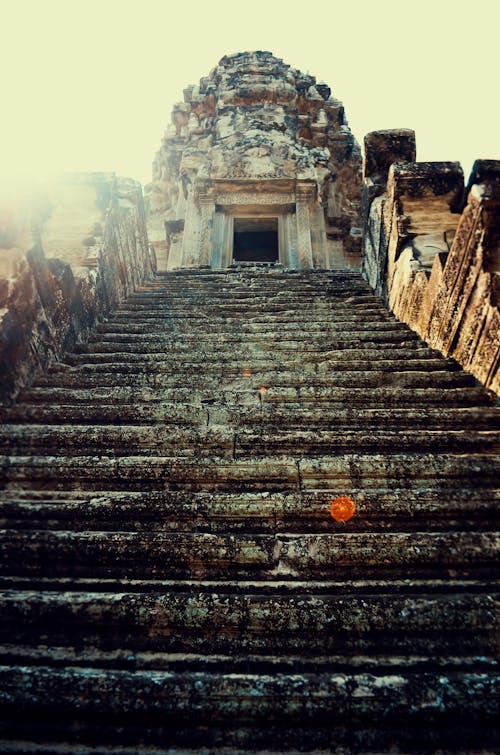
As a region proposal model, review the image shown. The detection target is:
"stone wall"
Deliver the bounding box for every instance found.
[361,133,499,394]
[0,173,153,401]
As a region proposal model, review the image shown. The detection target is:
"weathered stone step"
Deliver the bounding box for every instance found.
[0,401,206,425]
[133,278,372,291]
[0,590,496,656]
[58,355,461,376]
[32,368,475,391]
[76,332,421,354]
[0,529,497,580]
[115,298,391,314]
[100,311,395,329]
[0,666,496,737]
[1,573,497,596]
[62,346,448,367]
[2,424,499,457]
[1,646,497,676]
[1,453,499,495]
[1,488,497,533]
[18,385,492,408]
[110,307,392,321]
[4,403,495,431]
[93,321,408,339]
[127,284,372,298]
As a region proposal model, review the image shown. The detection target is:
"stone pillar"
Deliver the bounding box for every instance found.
[222,215,234,267]
[180,189,201,267]
[295,184,314,269]
[279,213,298,268]
[197,185,215,267]
[211,212,233,269]
[180,182,215,267]
[310,204,328,268]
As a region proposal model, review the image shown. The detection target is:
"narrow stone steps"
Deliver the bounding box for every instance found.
[61,345,450,365]
[113,301,398,315]
[1,488,497,533]
[75,333,422,354]
[0,590,496,655]
[2,424,499,457]
[109,308,392,322]
[58,355,461,374]
[2,453,499,492]
[1,574,496,595]
[0,665,496,728]
[0,529,497,579]
[98,311,396,329]
[91,321,411,339]
[1,267,498,752]
[17,385,493,408]
[3,403,495,429]
[1,647,497,675]
[31,369,476,391]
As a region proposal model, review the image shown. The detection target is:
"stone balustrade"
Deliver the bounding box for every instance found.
[361,132,499,394]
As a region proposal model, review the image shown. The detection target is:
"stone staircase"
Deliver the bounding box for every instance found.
[0,266,498,753]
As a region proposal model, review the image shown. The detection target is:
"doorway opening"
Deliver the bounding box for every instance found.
[233,217,279,263]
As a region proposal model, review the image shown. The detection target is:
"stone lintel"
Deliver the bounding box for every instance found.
[388,162,464,211]
[213,178,296,194]
[364,130,416,183]
[218,203,296,217]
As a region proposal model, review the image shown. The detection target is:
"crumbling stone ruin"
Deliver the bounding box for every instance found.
[0,51,498,752]
[145,51,363,272]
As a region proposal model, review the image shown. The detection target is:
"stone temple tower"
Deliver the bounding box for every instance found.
[145,51,363,271]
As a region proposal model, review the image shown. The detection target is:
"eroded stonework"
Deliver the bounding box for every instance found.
[145,51,362,271]
[361,135,500,394]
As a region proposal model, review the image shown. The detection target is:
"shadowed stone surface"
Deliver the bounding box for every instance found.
[0,267,498,752]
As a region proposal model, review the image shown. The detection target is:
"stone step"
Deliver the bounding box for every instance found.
[18,385,492,408]
[0,665,496,737]
[0,692,496,753]
[92,321,409,338]
[109,307,392,321]
[99,311,395,329]
[114,299,392,314]
[61,346,449,367]
[32,368,476,390]
[58,355,461,375]
[0,589,496,656]
[0,529,497,579]
[1,489,497,533]
[3,404,496,430]
[1,453,498,492]
[1,573,496,595]
[75,332,422,354]
[2,424,499,457]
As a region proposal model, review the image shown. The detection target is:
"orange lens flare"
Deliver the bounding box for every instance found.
[242,369,252,378]
[330,496,356,522]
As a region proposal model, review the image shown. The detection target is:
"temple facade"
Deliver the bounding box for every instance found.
[145,51,363,271]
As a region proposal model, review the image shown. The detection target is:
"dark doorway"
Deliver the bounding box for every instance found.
[233,217,279,263]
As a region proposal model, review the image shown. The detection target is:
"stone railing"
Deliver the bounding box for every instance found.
[0,173,153,401]
[361,131,499,395]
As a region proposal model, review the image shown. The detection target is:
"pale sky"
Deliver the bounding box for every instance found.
[1,0,499,188]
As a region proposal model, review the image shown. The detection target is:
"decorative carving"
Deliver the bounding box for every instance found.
[216,192,294,206]
[145,51,362,270]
